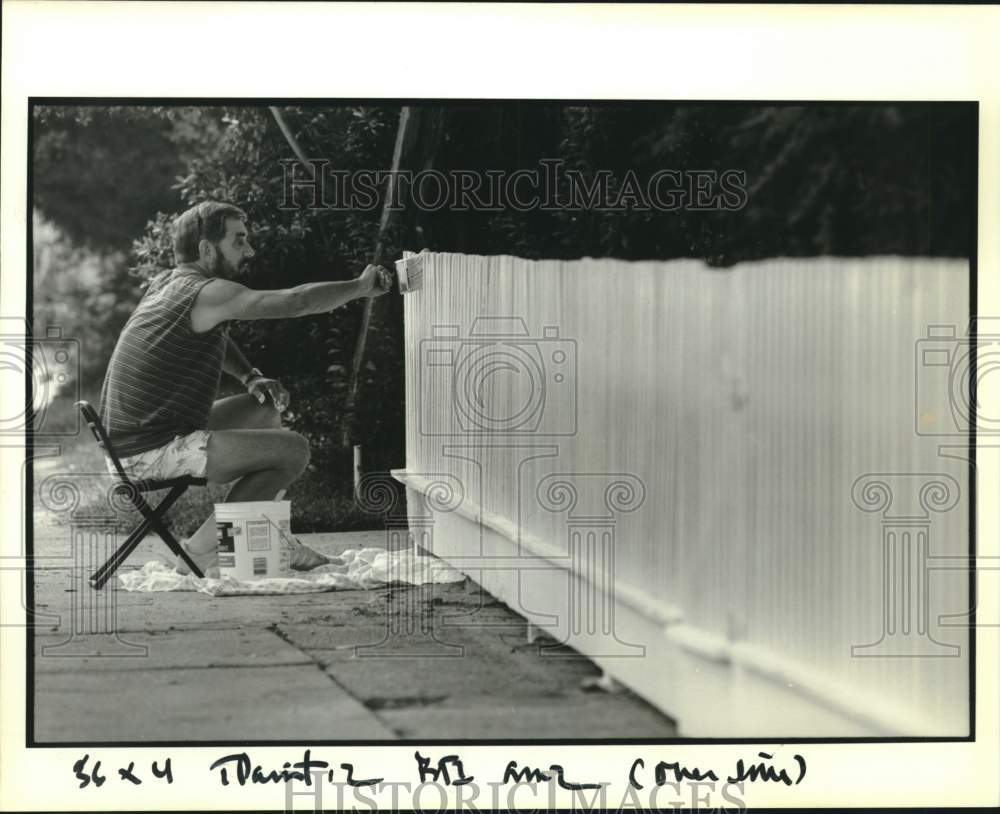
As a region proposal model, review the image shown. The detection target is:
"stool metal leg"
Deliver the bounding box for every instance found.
[89,485,204,588]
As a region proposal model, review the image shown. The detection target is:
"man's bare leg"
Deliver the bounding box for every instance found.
[177,394,331,573]
[184,394,291,554]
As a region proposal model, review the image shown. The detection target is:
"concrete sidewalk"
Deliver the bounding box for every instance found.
[31,528,676,742]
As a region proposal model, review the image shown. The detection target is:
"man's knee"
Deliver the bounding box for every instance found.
[284,431,310,475]
[209,393,282,430]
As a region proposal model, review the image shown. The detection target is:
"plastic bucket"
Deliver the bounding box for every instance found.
[215,500,292,580]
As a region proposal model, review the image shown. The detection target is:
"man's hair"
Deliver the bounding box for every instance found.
[172,201,247,263]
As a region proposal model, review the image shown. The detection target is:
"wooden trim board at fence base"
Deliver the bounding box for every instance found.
[393,471,960,739]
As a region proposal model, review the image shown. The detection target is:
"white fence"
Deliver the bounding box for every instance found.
[393,251,971,737]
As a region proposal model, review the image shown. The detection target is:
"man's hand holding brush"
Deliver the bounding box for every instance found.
[359,263,394,297]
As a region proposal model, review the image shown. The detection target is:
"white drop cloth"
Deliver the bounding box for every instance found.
[117,547,466,597]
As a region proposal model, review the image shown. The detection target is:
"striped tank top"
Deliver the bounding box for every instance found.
[99,266,227,457]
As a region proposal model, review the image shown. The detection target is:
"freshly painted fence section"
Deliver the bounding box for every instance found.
[393,251,970,736]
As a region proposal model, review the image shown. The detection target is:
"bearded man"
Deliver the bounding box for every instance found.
[99,200,392,575]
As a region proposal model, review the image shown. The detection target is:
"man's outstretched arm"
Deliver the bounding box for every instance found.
[190,264,392,334]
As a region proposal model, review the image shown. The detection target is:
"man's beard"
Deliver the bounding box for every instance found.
[210,251,243,278]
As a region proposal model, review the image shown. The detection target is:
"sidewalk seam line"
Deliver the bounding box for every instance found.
[267,623,403,739]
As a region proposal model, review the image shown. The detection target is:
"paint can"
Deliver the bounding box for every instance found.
[215,500,292,580]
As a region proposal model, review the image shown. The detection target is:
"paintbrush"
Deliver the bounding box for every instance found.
[395,251,426,294]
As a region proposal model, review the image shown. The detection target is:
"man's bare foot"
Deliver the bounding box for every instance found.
[175,542,220,578]
[287,537,333,571]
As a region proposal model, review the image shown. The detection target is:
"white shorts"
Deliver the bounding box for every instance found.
[108,430,211,481]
